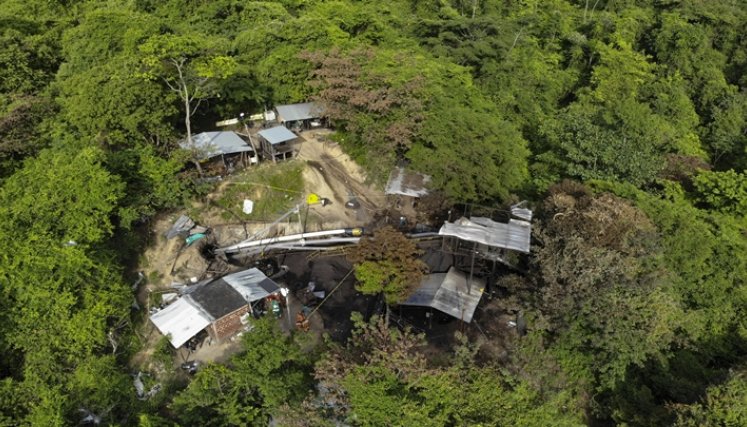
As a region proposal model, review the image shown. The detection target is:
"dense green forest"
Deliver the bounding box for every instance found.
[1,0,746,425]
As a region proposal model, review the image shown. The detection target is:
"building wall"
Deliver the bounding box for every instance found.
[208,305,250,341]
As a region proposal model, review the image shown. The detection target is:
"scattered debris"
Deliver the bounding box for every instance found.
[185,233,206,246]
[132,271,145,291]
[133,372,162,400]
[181,361,200,375]
[345,197,360,210]
[295,312,310,331]
[78,408,102,425]
[165,215,195,240]
[161,293,178,304]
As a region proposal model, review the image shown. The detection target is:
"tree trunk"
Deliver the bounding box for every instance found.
[182,81,203,177]
[384,301,390,328]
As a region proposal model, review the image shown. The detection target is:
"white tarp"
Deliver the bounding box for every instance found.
[401,267,485,323]
[439,216,531,253]
[510,202,533,221]
[150,296,213,348]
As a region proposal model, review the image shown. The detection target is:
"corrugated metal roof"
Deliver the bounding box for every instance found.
[385,167,431,197]
[439,216,532,253]
[275,102,323,122]
[179,131,254,159]
[150,296,213,347]
[258,126,298,145]
[400,267,484,323]
[221,268,280,302]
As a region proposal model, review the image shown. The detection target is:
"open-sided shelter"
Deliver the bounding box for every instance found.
[179,131,258,170]
[257,125,300,162]
[400,267,485,323]
[275,102,325,130]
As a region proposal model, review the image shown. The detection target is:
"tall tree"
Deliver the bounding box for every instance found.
[140,33,238,174]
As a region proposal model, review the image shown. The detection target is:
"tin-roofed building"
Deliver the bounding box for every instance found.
[149,296,213,348]
[275,102,325,130]
[385,167,431,198]
[149,268,281,347]
[400,267,485,323]
[257,125,300,162]
[179,131,258,170]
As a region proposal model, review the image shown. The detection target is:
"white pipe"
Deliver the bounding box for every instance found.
[219,228,362,253]
[282,237,361,247]
[224,238,361,255]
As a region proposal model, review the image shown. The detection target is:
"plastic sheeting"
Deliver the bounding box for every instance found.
[150,296,212,348]
[439,216,531,253]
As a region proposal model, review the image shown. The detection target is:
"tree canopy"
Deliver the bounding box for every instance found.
[1,0,746,425]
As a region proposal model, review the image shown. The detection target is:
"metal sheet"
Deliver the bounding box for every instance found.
[439,217,531,253]
[275,102,323,122]
[257,126,298,145]
[221,268,280,302]
[384,167,431,197]
[401,267,484,323]
[150,296,213,348]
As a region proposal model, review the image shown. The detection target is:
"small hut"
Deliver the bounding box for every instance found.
[180,131,258,171]
[385,167,431,218]
[275,102,325,131]
[257,126,300,162]
[400,267,485,323]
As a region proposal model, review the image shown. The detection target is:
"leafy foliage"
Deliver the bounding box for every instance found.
[172,318,313,426]
[301,314,582,426]
[348,226,427,305]
[2,0,747,425]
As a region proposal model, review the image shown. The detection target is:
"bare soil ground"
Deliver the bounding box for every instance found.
[133,129,387,367]
[139,129,386,289]
[296,130,385,229]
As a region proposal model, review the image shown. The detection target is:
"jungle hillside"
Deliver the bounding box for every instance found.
[1,0,746,426]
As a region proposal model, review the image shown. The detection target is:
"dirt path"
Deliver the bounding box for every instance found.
[297,130,385,228]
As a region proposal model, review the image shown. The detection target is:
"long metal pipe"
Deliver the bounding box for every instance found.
[218,228,363,253]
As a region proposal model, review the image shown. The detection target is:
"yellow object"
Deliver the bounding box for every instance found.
[306,193,321,205]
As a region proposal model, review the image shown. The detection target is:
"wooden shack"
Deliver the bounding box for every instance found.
[257,125,300,162]
[150,268,282,347]
[275,102,325,131]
